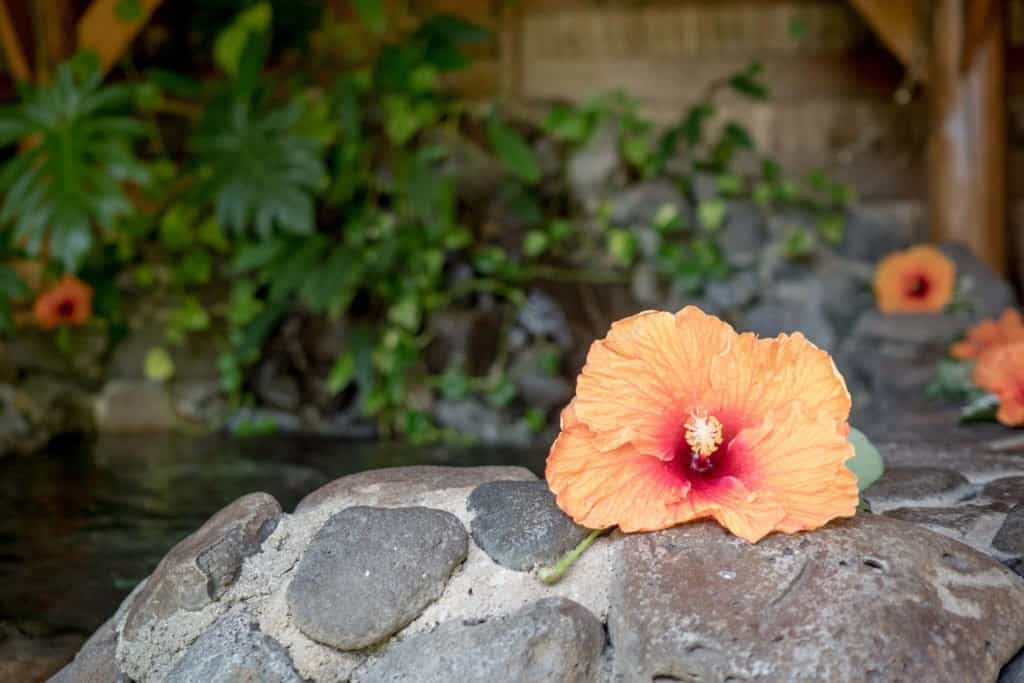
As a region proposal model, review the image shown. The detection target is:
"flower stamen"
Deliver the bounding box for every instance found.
[685,409,723,459]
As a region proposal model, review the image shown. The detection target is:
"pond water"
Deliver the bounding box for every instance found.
[0,435,543,638]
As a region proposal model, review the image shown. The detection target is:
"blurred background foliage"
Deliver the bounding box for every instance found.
[0,0,852,442]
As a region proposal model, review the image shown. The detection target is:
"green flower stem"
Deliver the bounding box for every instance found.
[537,528,607,585]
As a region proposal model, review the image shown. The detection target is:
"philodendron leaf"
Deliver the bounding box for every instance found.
[960,393,1000,424]
[847,426,884,492]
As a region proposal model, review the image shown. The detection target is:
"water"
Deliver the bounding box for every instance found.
[0,434,543,638]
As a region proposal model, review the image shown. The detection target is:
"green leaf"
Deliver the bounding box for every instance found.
[782,227,815,259]
[115,0,143,22]
[960,393,1000,424]
[144,347,175,383]
[697,199,727,232]
[925,359,978,401]
[729,62,768,99]
[847,427,884,492]
[354,0,387,34]
[438,364,471,400]
[0,266,27,299]
[488,376,517,408]
[327,351,355,396]
[816,211,845,245]
[487,116,541,185]
[524,230,549,259]
[607,229,637,266]
[544,105,591,144]
[213,2,272,76]
[681,103,715,145]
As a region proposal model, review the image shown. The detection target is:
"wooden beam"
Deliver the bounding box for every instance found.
[0,0,29,83]
[848,0,926,80]
[927,0,1007,274]
[76,0,164,76]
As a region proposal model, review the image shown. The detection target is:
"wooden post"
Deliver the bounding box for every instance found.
[928,0,1006,274]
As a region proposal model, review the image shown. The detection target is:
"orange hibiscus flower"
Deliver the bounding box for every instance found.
[33,276,93,330]
[974,341,1024,426]
[874,245,956,314]
[545,306,858,543]
[950,308,1024,361]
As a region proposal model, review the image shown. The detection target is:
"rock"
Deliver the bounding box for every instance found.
[630,263,661,304]
[165,610,301,683]
[852,309,968,346]
[355,598,604,683]
[883,504,1008,554]
[47,616,123,683]
[255,356,302,412]
[940,241,1017,322]
[433,399,533,446]
[517,290,573,349]
[994,505,1024,558]
[122,493,282,641]
[816,257,874,333]
[608,515,1024,682]
[508,346,573,412]
[839,202,924,263]
[704,270,758,314]
[429,128,504,204]
[984,477,1024,509]
[863,466,972,512]
[424,309,502,375]
[718,200,765,268]
[294,465,536,513]
[568,121,620,210]
[106,327,219,381]
[875,434,1024,483]
[740,280,836,350]
[286,506,468,650]
[468,480,589,571]
[94,379,181,433]
[0,377,94,457]
[7,326,108,385]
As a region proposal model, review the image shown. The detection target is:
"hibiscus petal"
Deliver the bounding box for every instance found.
[573,307,736,459]
[691,475,785,543]
[729,404,858,534]
[710,332,851,435]
[547,403,692,532]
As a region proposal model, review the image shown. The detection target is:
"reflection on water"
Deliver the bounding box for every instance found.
[0,434,543,636]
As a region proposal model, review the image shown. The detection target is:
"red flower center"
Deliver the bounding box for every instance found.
[905,273,931,300]
[56,299,77,319]
[673,409,744,485]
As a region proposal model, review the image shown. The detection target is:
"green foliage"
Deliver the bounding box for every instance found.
[925,359,981,401]
[847,427,884,492]
[0,57,149,271]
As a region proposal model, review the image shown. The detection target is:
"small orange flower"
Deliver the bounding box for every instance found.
[950,308,1024,360]
[545,306,858,543]
[33,276,93,330]
[874,245,956,314]
[974,341,1024,426]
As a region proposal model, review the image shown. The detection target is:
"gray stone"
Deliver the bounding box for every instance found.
[863,466,972,511]
[719,200,765,268]
[122,493,282,641]
[995,505,1024,557]
[940,241,1017,322]
[424,309,501,376]
[355,598,604,683]
[294,465,536,513]
[468,480,589,571]
[984,477,1024,509]
[509,346,572,412]
[287,506,468,650]
[255,356,302,412]
[875,435,1024,483]
[47,617,123,683]
[609,180,687,228]
[608,515,1024,682]
[704,270,758,313]
[517,290,573,349]
[568,121,621,210]
[852,309,968,346]
[883,504,1008,554]
[741,283,836,350]
[166,610,301,683]
[0,377,94,457]
[433,399,533,447]
[94,379,181,433]
[839,202,923,263]
[817,257,874,333]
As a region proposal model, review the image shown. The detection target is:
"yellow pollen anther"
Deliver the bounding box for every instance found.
[685,410,723,459]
